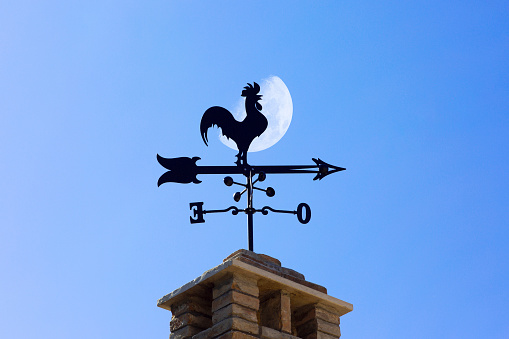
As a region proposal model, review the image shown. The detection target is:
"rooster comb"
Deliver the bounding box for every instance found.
[242,82,262,101]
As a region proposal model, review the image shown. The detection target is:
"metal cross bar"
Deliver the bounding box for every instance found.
[157,155,345,186]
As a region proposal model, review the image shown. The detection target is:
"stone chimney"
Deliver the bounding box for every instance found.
[158,250,353,339]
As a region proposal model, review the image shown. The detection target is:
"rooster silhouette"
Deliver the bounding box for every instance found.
[200,82,268,166]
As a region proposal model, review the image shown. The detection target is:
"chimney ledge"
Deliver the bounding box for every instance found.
[157,256,353,317]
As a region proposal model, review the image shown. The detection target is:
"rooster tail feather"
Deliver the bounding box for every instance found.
[201,125,209,146]
[200,106,237,146]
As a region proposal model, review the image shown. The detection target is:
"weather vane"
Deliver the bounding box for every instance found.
[157,80,345,251]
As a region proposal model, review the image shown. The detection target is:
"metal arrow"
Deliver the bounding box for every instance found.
[157,155,345,186]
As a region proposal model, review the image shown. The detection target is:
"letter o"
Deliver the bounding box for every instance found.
[297,203,311,224]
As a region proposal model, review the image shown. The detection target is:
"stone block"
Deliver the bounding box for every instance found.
[170,313,212,332]
[302,330,341,339]
[213,330,259,339]
[212,290,259,313]
[259,290,291,333]
[224,250,282,266]
[190,327,211,339]
[280,291,291,333]
[169,324,202,339]
[296,318,341,338]
[171,295,213,317]
[294,304,340,327]
[260,326,300,339]
[205,317,259,338]
[213,274,259,299]
[212,303,258,324]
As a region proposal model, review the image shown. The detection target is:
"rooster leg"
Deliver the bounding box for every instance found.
[235,150,249,166]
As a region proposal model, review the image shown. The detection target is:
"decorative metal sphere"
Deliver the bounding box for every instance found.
[224,176,234,186]
[233,192,242,202]
[266,187,275,197]
[318,164,328,175]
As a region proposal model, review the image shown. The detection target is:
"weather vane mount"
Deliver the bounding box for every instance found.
[157,81,345,251]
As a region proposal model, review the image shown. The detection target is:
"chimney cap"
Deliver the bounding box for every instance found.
[157,250,353,317]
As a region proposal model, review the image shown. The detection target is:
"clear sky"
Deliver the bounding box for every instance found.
[1,1,508,338]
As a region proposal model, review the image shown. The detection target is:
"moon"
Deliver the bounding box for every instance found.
[219,76,293,152]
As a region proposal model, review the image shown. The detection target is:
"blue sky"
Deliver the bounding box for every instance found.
[1,1,508,338]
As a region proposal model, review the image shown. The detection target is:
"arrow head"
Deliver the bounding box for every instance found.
[312,158,346,180]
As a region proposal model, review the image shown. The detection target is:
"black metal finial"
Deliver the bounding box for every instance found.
[157,82,346,251]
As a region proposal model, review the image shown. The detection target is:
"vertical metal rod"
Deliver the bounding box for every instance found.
[247,169,254,251]
[248,213,253,251]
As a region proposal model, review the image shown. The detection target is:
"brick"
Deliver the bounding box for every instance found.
[212,304,258,324]
[213,274,259,299]
[212,290,259,313]
[170,313,212,332]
